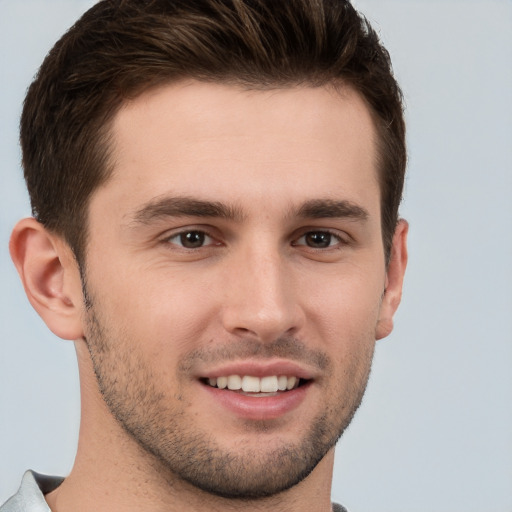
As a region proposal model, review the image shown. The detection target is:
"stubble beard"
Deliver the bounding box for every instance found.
[83,292,374,500]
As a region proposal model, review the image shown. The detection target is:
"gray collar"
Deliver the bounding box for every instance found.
[1,471,63,512]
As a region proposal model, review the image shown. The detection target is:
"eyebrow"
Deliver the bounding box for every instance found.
[296,199,369,221]
[129,196,245,225]
[128,195,369,227]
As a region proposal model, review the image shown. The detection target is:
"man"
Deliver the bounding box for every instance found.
[2,0,408,511]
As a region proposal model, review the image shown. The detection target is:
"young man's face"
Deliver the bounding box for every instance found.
[80,82,405,498]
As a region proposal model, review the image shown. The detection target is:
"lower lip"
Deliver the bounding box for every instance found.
[201,381,311,421]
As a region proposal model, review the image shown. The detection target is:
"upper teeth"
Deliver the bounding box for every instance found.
[207,375,298,393]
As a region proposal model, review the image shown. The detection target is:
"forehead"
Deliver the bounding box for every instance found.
[96,81,379,219]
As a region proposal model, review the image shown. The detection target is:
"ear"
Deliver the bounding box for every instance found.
[375,219,408,340]
[9,217,85,340]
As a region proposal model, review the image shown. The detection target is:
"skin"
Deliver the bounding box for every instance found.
[10,81,407,512]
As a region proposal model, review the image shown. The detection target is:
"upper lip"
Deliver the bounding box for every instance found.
[196,359,317,380]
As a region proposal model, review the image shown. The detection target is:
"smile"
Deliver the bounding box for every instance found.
[197,361,315,418]
[204,375,302,394]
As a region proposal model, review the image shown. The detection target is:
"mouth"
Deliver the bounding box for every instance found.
[196,361,315,419]
[201,374,307,397]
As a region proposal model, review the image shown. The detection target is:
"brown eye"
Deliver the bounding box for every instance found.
[293,231,342,249]
[305,232,332,248]
[181,231,206,248]
[167,230,213,248]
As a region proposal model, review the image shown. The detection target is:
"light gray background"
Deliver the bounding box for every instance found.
[1,1,511,511]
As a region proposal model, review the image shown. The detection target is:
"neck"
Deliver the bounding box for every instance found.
[45,341,335,512]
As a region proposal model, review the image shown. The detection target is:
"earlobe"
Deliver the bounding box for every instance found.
[375,219,408,341]
[9,217,85,341]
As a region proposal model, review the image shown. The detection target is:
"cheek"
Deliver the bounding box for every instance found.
[301,266,384,343]
[91,264,220,359]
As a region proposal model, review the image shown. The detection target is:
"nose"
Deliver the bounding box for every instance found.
[220,245,304,343]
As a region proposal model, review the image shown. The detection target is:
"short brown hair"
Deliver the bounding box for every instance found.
[21,0,405,264]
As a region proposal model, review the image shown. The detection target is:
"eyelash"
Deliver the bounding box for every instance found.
[162,229,220,250]
[161,228,348,251]
[292,230,348,250]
